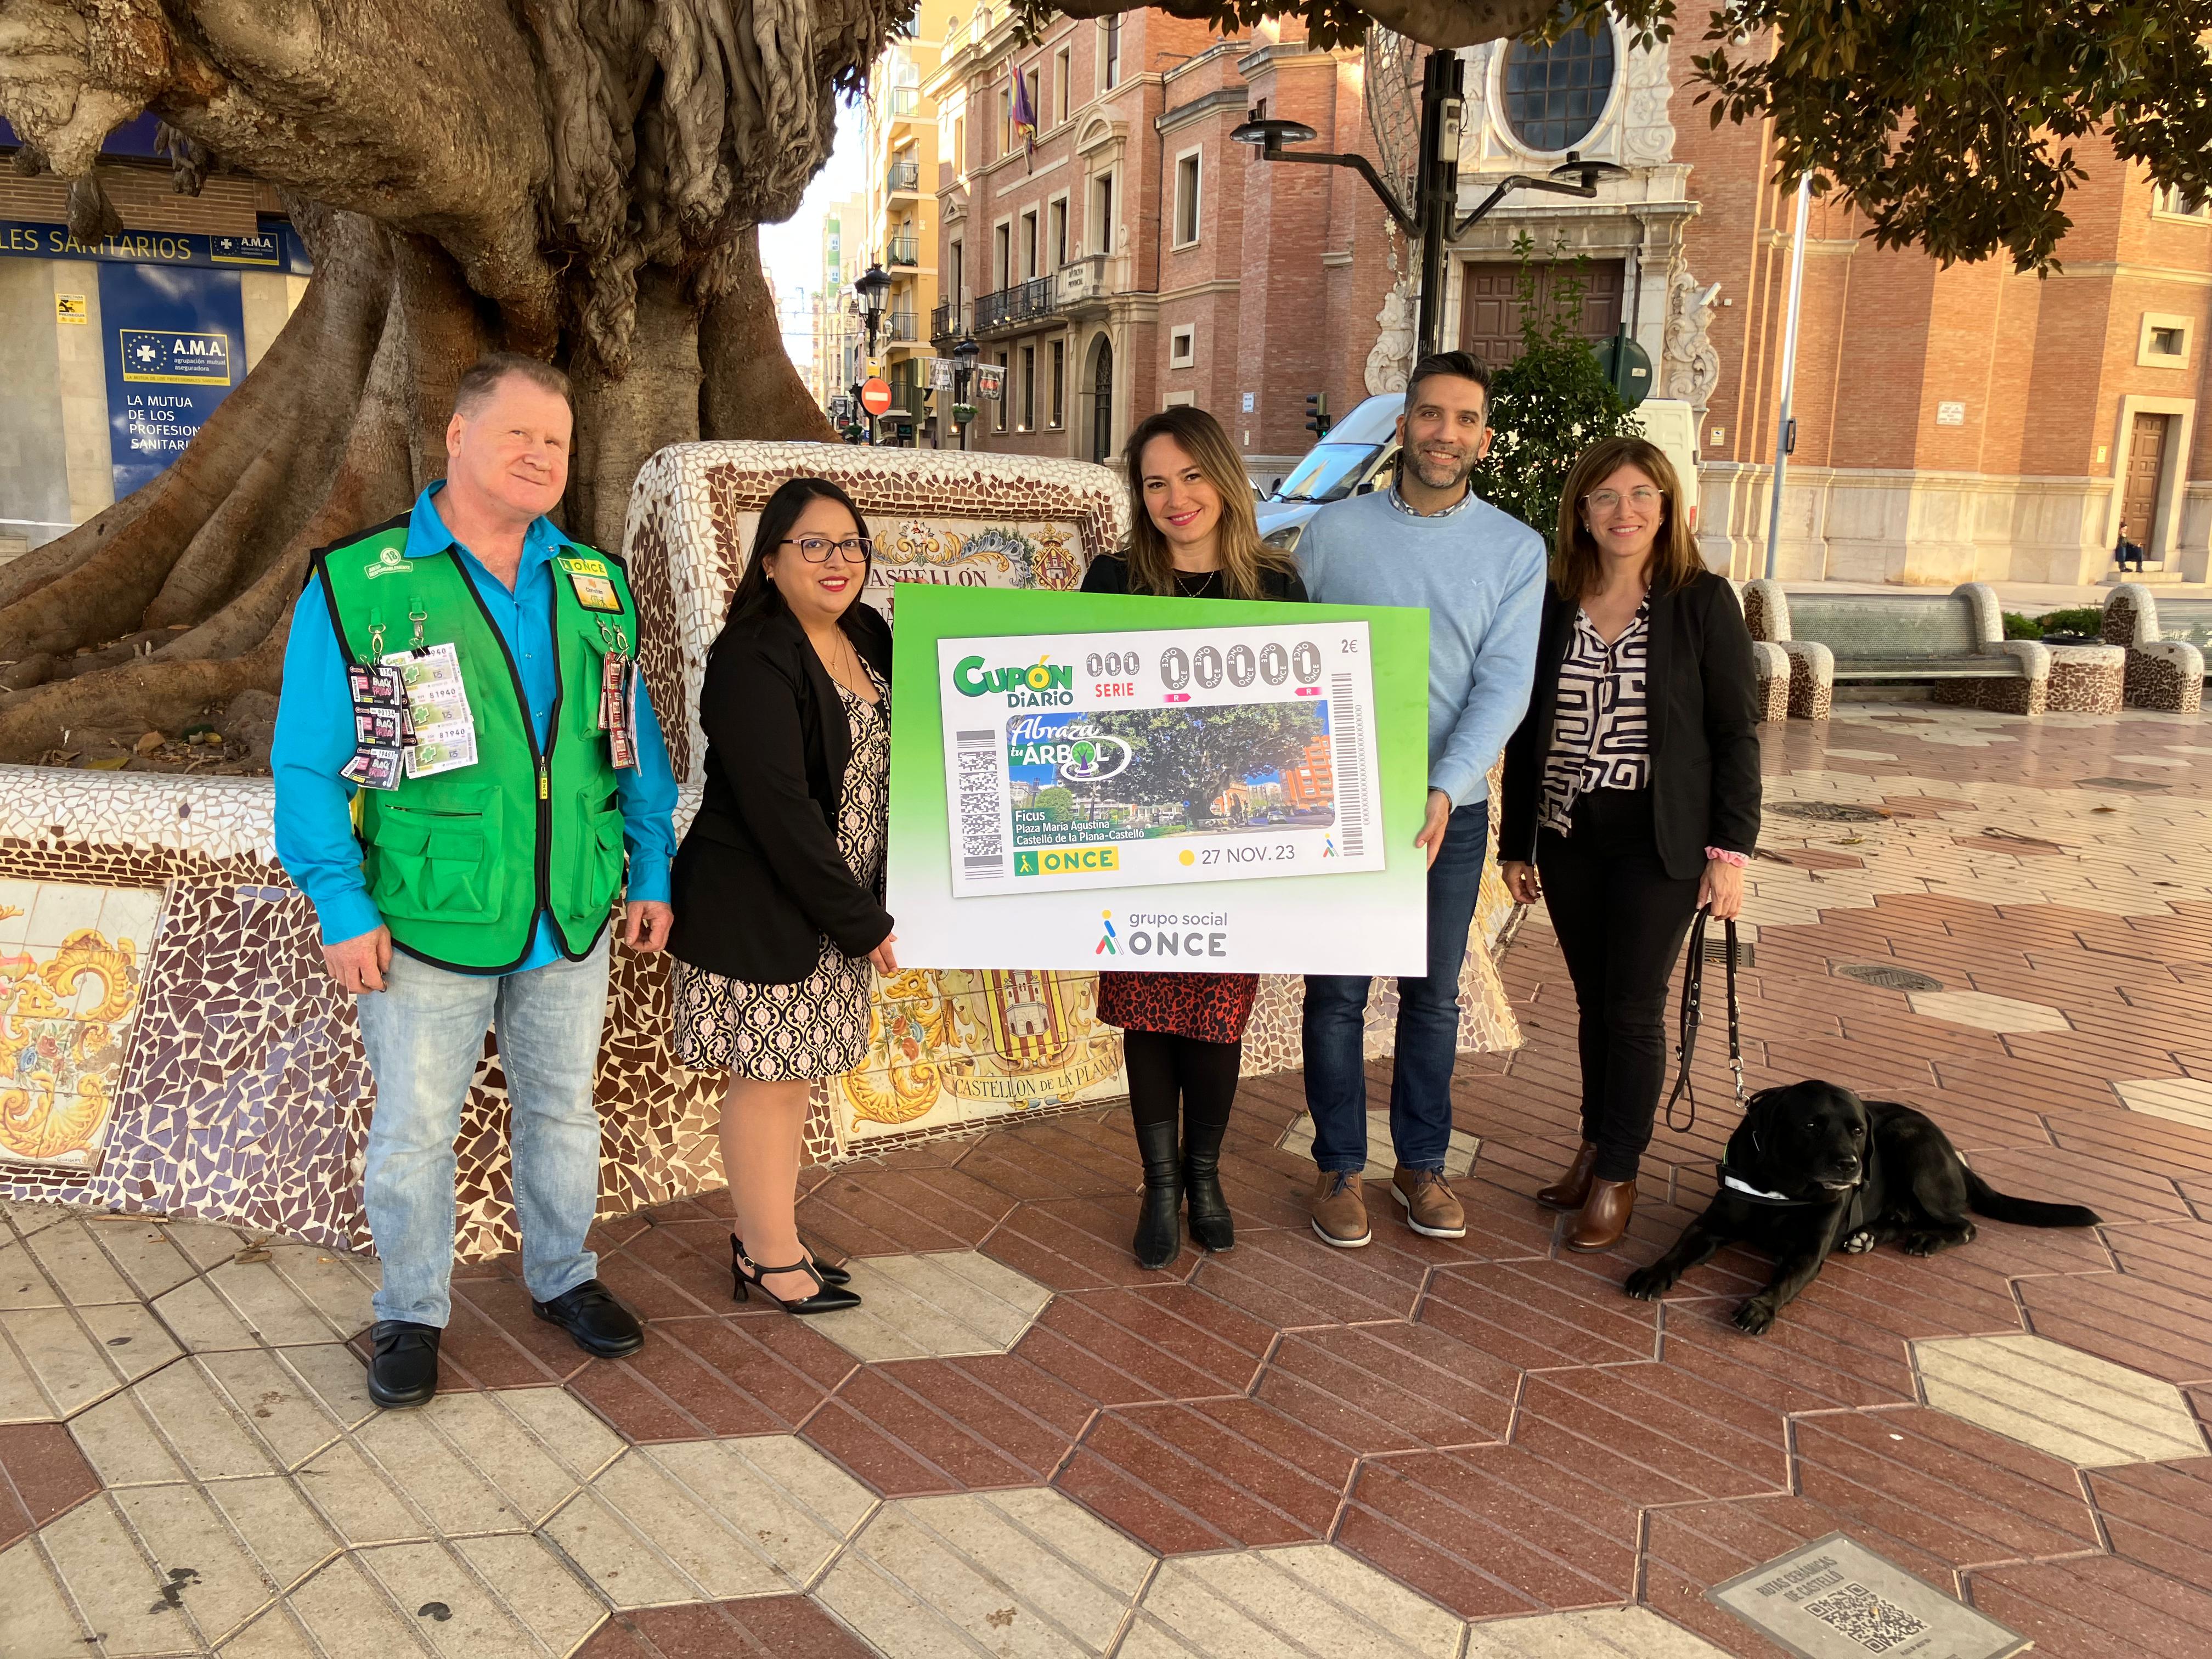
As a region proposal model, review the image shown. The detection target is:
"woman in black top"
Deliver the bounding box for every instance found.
[1498,436,1762,1252]
[667,477,893,1316]
[1081,405,1306,1271]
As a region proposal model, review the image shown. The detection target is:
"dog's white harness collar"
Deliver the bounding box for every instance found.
[1720,1169,1795,1202]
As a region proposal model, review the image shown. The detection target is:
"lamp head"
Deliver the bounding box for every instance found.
[1550,151,1629,190]
[1230,117,1318,154]
[952,334,981,368]
[854,262,893,309]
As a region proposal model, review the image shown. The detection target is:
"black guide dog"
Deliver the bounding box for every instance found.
[1623,1080,2102,1335]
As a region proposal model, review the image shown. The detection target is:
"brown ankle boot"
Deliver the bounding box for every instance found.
[1538,1141,1598,1212]
[1567,1178,1636,1252]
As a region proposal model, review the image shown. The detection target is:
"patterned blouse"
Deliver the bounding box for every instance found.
[1539,597,1654,834]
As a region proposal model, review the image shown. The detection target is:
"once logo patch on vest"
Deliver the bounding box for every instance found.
[558,555,622,612]
[363,546,409,579]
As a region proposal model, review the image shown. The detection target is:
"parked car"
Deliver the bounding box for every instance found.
[1254,391,1702,554]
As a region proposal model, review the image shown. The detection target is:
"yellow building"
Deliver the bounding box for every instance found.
[812,191,868,415]
[864,2,962,441]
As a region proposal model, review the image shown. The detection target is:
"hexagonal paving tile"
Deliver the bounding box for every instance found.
[804,1250,1053,1361]
[69,1344,376,1487]
[1463,1607,1736,1657]
[814,1487,1152,1658]
[2112,1076,2212,1133]
[1914,1334,2208,1466]
[1119,1542,1465,1657]
[1903,989,2070,1034]
[545,1434,874,1608]
[1277,1109,1480,1182]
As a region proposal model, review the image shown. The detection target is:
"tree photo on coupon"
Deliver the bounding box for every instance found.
[886,586,1432,977]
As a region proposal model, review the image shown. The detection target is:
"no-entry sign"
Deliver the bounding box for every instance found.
[860,377,894,417]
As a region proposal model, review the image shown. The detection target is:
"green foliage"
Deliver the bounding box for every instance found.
[1032,785,1076,822]
[2004,606,2107,640]
[1082,704,1324,822]
[1470,234,1640,545]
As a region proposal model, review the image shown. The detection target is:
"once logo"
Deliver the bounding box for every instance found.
[1015,847,1118,876]
[1096,909,1118,955]
[1125,929,1229,960]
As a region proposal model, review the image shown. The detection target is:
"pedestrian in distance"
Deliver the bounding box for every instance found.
[665,477,894,1316]
[273,353,676,1408]
[1083,405,1308,1270]
[1293,352,1549,1248]
[2114,519,2145,573]
[1498,434,1762,1251]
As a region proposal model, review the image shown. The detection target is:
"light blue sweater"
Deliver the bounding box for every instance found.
[1296,488,1548,807]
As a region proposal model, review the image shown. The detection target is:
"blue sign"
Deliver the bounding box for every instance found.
[98,262,245,498]
[0,218,311,273]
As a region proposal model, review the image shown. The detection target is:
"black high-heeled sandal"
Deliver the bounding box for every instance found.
[731,1235,850,1286]
[731,1245,862,1315]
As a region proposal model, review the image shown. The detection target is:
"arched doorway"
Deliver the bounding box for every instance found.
[1090,337,1114,465]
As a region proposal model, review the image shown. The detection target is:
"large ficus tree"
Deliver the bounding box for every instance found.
[0,0,2207,765]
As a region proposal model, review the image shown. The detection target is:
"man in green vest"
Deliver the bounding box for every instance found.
[273,354,678,1408]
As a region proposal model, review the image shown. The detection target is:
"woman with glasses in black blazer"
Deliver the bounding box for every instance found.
[1498,436,1762,1253]
[667,477,894,1316]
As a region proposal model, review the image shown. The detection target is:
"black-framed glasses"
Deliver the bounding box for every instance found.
[778,535,874,563]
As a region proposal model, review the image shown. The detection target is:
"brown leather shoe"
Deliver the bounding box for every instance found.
[1566,1178,1636,1252]
[1310,1171,1372,1249]
[1537,1141,1598,1212]
[1391,1166,1466,1238]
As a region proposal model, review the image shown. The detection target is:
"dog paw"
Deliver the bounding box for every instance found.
[1731,1298,1776,1335]
[1623,1267,1670,1302]
[1841,1229,1877,1254]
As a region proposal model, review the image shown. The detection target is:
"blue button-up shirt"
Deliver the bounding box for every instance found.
[272,484,678,969]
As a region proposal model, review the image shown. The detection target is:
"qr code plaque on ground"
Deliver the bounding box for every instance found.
[1707,1532,2027,1659]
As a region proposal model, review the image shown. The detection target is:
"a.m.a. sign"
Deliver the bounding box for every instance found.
[118,330,233,385]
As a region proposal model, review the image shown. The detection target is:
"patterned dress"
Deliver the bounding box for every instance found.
[671,665,889,1080]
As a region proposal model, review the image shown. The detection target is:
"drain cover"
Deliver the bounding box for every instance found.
[1770,801,1888,823]
[1833,962,1943,992]
[1702,936,1755,966]
[2078,777,2170,792]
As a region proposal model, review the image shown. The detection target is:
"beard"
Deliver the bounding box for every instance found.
[1407,444,1477,492]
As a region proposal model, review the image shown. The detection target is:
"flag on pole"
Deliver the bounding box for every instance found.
[1011,65,1039,157]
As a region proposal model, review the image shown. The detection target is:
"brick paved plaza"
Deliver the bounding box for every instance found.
[5,702,2212,1658]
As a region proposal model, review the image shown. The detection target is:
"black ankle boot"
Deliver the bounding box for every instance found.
[1131,1115,1184,1270]
[1182,1116,1234,1254]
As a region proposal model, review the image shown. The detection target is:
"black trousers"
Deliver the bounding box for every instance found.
[1536,789,1704,1183]
[1122,1030,1243,1140]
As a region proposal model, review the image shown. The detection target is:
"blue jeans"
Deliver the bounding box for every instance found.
[355,939,611,1325]
[1302,800,1489,1175]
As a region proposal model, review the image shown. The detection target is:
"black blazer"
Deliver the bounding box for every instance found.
[668,593,895,983]
[1081,552,1308,602]
[1499,570,1762,880]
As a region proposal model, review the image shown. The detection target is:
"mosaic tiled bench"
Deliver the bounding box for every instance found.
[2103,584,2209,713]
[0,443,1522,1258]
[1742,578,2123,718]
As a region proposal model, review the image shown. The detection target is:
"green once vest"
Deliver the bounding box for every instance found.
[312,518,636,973]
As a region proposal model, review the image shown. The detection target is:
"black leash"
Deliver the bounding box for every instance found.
[1664,910,1743,1135]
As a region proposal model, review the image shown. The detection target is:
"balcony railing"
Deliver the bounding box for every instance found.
[973,276,1054,334]
[888,86,921,117]
[884,311,919,342]
[887,159,920,193]
[886,234,919,266]
[931,301,966,341]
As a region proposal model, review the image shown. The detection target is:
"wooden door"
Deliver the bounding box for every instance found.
[1456,259,1625,368]
[2122,411,2171,554]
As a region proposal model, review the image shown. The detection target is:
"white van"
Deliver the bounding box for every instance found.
[1254,391,1701,550]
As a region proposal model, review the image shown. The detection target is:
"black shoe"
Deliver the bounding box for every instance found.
[732,1235,850,1286]
[733,1249,862,1314]
[1132,1115,1184,1271]
[1182,1118,1235,1255]
[531,1278,646,1357]
[366,1321,441,1408]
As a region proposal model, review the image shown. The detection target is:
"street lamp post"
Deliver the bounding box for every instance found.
[851,262,891,444]
[951,334,981,451]
[1232,52,1626,363]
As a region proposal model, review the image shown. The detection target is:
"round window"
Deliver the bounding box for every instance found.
[1502,25,1617,153]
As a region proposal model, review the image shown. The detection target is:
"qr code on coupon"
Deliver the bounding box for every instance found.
[1802,1581,1929,1654]
[957,744,1002,862]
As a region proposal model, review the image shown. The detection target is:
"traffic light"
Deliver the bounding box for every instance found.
[1304,392,1330,439]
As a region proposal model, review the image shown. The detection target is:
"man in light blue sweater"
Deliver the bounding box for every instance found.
[1296,351,1547,1249]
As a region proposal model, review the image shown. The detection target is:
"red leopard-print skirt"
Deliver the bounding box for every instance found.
[1096,970,1259,1045]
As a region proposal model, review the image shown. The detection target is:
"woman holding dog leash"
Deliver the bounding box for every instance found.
[1498,435,1762,1252]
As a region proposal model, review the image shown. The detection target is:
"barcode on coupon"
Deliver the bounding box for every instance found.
[1328,673,1366,857]
[956,729,1006,879]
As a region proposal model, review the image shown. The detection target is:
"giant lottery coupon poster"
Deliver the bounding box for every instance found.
[887,585,1431,975]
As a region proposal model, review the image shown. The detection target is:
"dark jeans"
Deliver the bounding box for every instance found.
[1302,800,1489,1174]
[1536,788,1703,1184]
